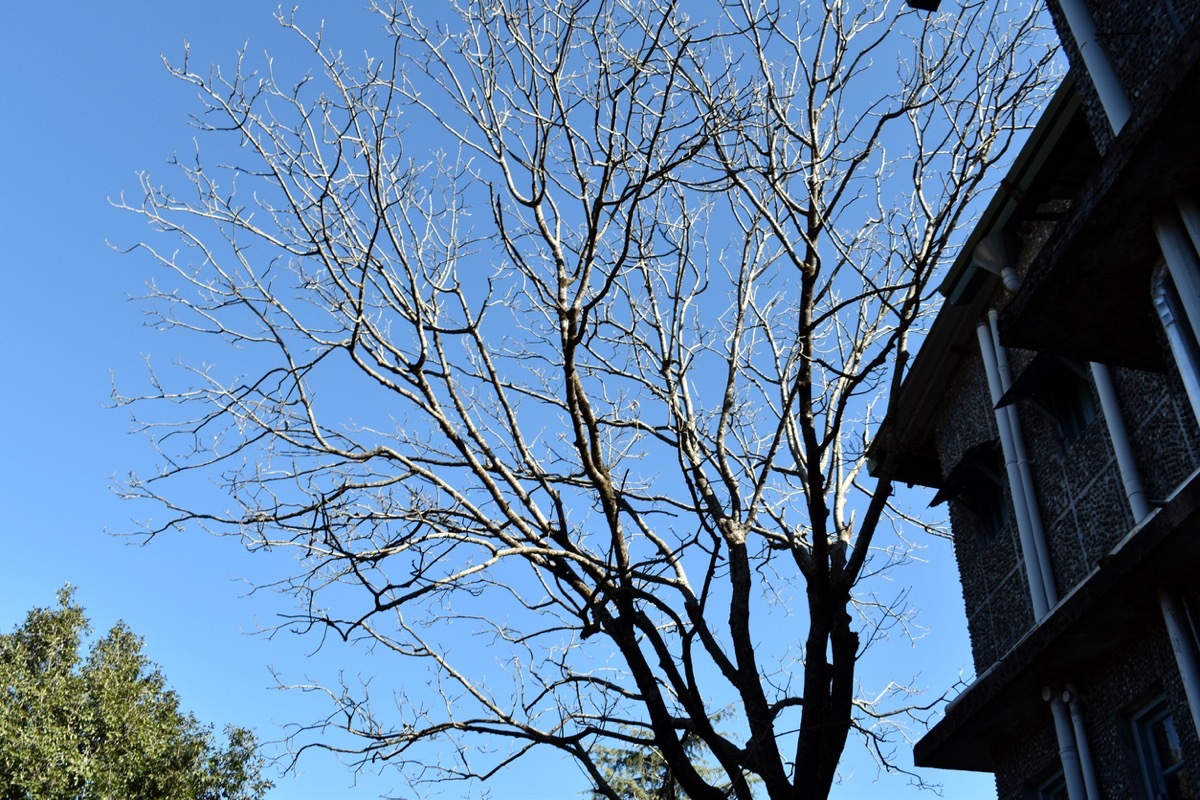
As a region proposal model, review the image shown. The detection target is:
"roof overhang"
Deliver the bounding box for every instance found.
[868,76,1093,487]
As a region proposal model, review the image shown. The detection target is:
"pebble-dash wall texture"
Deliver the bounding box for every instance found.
[937,335,1200,670]
[1045,0,1200,151]
[930,210,1200,796]
[935,354,1037,671]
[932,213,1200,677]
[991,616,1200,800]
[933,315,1200,796]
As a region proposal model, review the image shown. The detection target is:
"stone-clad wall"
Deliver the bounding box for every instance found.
[936,353,1037,672]
[935,338,1200,674]
[933,318,1200,795]
[993,617,1200,800]
[949,492,1033,671]
[1114,365,1200,503]
[993,709,1059,800]
[935,355,1000,476]
[1008,360,1133,597]
[932,190,1200,671]
[1046,0,1200,151]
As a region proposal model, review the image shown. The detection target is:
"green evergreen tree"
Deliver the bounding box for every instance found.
[588,727,741,800]
[0,588,272,800]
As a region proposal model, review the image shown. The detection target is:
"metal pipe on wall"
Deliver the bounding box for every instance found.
[1045,688,1089,800]
[1064,686,1101,800]
[990,311,1059,608]
[1152,279,1200,422]
[1155,210,1200,351]
[1089,362,1151,521]
[977,322,1051,619]
[1158,589,1200,737]
[1055,0,1133,133]
[1175,194,1200,256]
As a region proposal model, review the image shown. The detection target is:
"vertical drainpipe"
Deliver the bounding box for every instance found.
[1159,590,1200,736]
[1045,688,1089,800]
[1152,279,1200,421]
[1089,363,1150,520]
[988,311,1065,606]
[1064,686,1102,800]
[1154,210,1200,350]
[1055,0,1133,132]
[983,284,1083,792]
[989,311,1059,607]
[977,322,1051,619]
[1177,194,1200,263]
[1057,0,1135,341]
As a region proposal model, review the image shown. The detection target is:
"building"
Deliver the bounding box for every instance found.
[875,0,1200,796]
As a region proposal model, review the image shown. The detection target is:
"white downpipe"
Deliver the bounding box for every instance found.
[1155,210,1200,350]
[1064,687,1101,800]
[1045,689,1089,800]
[990,311,1059,608]
[1178,194,1200,255]
[977,322,1051,619]
[1173,193,1200,342]
[1001,267,1022,293]
[1159,195,1200,421]
[1153,281,1200,422]
[1089,362,1151,521]
[1158,589,1200,737]
[1056,0,1133,133]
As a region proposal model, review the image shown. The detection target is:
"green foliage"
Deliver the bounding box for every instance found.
[588,730,737,800]
[0,587,272,800]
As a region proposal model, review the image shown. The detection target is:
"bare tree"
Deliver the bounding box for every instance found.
[115,1,1056,798]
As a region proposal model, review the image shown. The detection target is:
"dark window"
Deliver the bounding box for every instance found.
[1030,364,1097,449]
[957,466,1009,540]
[1036,771,1068,800]
[1133,697,1195,800]
[931,442,1008,539]
[997,354,1097,451]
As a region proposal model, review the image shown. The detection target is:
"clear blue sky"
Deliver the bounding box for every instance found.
[0,3,997,798]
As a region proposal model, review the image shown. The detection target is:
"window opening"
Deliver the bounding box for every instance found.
[997,354,1097,451]
[930,441,1008,539]
[1036,771,1068,800]
[1132,697,1195,800]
